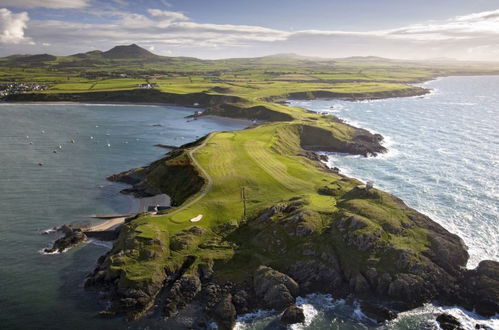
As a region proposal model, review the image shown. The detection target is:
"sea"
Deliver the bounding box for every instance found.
[0,76,498,329]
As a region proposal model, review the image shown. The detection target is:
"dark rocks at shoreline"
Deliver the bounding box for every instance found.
[213,294,237,330]
[44,226,87,253]
[253,266,299,310]
[455,260,499,317]
[280,305,305,325]
[436,313,464,330]
[360,302,397,323]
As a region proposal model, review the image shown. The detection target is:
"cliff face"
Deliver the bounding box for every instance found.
[284,86,429,101]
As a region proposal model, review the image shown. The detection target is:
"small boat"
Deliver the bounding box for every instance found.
[70,139,75,144]
[53,150,57,153]
[26,135,29,139]
[38,162,43,166]
[41,130,45,134]
[107,143,111,147]
[58,145,62,149]
[29,142,33,145]
[90,136,94,139]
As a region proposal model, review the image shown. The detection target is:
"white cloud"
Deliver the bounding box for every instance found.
[0,8,31,44]
[455,9,499,22]
[0,0,91,9]
[3,7,499,60]
[148,9,189,23]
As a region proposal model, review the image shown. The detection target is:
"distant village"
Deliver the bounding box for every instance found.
[0,83,48,98]
[137,83,158,89]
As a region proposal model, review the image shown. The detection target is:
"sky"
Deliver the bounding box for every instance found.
[0,0,499,60]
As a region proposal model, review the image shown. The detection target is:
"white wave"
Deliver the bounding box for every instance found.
[234,309,276,329]
[388,303,499,330]
[38,247,69,255]
[88,239,113,249]
[207,321,219,329]
[41,228,57,235]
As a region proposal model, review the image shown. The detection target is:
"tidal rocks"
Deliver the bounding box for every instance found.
[360,302,397,323]
[213,294,237,330]
[254,266,299,310]
[44,227,87,253]
[456,260,499,317]
[436,313,464,330]
[280,305,305,325]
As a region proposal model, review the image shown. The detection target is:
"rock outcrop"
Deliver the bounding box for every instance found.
[436,313,464,330]
[44,225,87,253]
[253,266,299,310]
[455,260,499,317]
[280,305,305,325]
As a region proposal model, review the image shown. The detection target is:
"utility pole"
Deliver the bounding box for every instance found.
[241,186,247,222]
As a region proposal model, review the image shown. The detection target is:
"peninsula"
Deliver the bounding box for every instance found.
[2,45,498,329]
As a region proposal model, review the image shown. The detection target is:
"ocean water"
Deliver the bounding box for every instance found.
[0,103,247,330]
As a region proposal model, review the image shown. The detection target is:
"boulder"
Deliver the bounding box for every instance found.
[280,305,305,325]
[254,266,299,309]
[213,294,236,330]
[436,313,464,330]
[360,302,397,323]
[456,260,499,316]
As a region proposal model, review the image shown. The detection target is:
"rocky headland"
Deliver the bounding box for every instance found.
[19,87,497,328]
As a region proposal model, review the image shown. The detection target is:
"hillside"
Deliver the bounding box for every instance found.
[102,44,158,59]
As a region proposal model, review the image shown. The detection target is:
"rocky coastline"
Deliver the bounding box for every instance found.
[22,87,498,328]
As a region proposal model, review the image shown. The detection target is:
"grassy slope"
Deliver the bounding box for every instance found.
[107,120,430,293]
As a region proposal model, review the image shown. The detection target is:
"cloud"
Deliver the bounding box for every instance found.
[455,9,499,22]
[0,0,91,8]
[147,9,189,23]
[0,8,31,44]
[4,7,499,60]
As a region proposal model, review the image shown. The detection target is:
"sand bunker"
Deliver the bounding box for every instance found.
[190,214,203,222]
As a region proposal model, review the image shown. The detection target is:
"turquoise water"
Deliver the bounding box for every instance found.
[0,104,247,329]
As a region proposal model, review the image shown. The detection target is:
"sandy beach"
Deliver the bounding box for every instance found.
[86,216,126,231]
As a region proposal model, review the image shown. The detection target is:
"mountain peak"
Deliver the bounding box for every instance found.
[103,44,157,59]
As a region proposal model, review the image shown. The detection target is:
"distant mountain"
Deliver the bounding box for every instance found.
[7,54,57,63]
[70,50,103,59]
[262,53,314,59]
[102,44,158,59]
[341,56,393,62]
